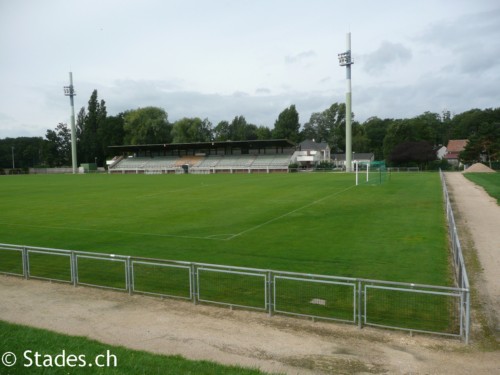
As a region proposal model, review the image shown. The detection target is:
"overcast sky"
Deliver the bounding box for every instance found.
[1,0,499,138]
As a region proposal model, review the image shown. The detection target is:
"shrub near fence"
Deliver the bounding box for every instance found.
[0,241,470,342]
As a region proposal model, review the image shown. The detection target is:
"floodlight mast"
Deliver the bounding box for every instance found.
[338,33,354,172]
[64,72,77,174]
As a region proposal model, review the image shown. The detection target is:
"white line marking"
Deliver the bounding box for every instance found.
[226,184,357,240]
[1,184,356,243]
[0,223,222,241]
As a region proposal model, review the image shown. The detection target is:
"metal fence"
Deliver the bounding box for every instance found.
[1,243,469,342]
[440,170,471,342]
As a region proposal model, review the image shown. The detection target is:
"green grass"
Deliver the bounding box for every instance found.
[132,262,191,298]
[364,285,460,333]
[464,172,500,204]
[28,251,72,282]
[273,277,355,322]
[0,173,460,343]
[0,249,23,275]
[0,320,268,375]
[197,268,267,309]
[0,173,449,285]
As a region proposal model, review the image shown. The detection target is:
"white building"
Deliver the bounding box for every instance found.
[292,140,331,167]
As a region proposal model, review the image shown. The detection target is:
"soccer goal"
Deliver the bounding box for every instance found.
[354,161,387,185]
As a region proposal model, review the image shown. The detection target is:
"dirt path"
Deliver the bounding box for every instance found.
[0,276,498,375]
[0,173,499,374]
[445,172,500,333]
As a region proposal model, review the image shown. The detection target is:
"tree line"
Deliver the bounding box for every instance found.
[1,89,499,170]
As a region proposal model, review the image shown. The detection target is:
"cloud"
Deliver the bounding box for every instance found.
[417,8,500,76]
[0,112,43,138]
[232,91,250,98]
[255,87,271,95]
[354,68,500,122]
[362,41,412,73]
[419,8,500,49]
[89,79,338,127]
[285,50,317,64]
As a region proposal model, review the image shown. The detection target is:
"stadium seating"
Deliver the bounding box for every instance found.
[175,156,204,167]
[109,154,292,174]
[111,156,179,173]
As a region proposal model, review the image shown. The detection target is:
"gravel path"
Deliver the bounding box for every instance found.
[445,172,500,333]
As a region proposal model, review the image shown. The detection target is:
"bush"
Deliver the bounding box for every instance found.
[288,162,299,172]
[316,161,334,170]
[428,159,451,171]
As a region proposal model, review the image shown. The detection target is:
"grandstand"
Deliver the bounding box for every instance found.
[108,140,295,174]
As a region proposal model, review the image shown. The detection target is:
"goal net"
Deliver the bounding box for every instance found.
[358,161,388,185]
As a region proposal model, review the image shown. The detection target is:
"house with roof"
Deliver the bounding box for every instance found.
[292,139,331,168]
[443,139,468,166]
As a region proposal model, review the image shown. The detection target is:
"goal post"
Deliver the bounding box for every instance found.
[357,161,387,185]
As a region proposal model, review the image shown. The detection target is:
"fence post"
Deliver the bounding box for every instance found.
[267,271,273,317]
[191,263,198,305]
[358,280,363,328]
[71,251,76,287]
[126,256,132,295]
[465,290,470,344]
[22,246,28,280]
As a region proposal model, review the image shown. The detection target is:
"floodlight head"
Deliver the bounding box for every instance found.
[338,51,353,66]
[64,86,75,96]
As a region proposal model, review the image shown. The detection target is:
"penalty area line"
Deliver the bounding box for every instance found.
[225,184,357,241]
[0,223,225,241]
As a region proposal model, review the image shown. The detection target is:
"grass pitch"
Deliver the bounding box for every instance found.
[0,172,450,285]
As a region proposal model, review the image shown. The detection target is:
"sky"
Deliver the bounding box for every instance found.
[1,0,499,138]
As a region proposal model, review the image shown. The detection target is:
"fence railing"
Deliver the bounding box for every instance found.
[1,242,469,342]
[440,170,471,343]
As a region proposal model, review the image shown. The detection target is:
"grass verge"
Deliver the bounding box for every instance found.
[0,320,269,375]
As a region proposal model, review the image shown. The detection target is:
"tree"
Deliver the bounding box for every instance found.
[76,107,86,162]
[244,124,259,140]
[172,117,213,143]
[255,126,272,140]
[273,105,300,142]
[450,108,491,139]
[411,111,440,144]
[213,121,231,141]
[362,117,391,160]
[382,112,441,160]
[302,103,346,151]
[44,123,71,166]
[0,137,46,169]
[352,122,370,153]
[213,117,262,141]
[230,116,250,140]
[388,140,436,168]
[460,122,500,167]
[438,110,452,146]
[98,114,125,161]
[123,107,172,145]
[78,90,107,165]
[383,119,411,160]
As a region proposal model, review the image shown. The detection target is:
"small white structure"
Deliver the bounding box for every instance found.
[436,146,447,160]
